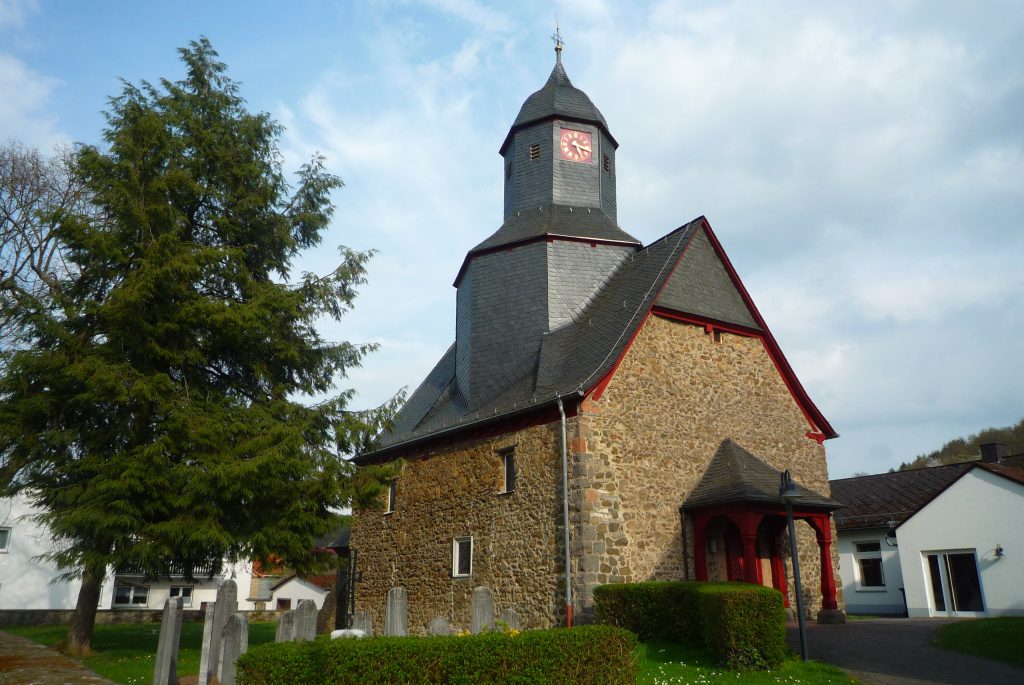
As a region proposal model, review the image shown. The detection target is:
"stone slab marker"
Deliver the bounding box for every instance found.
[275,610,296,642]
[218,614,248,685]
[153,597,183,685]
[428,617,451,636]
[499,607,520,630]
[384,587,408,636]
[294,599,318,642]
[351,610,373,636]
[197,604,216,685]
[199,579,238,685]
[471,586,494,634]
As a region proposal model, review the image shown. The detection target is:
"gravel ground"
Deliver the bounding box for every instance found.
[0,630,115,685]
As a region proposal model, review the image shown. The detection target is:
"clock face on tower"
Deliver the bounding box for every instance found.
[559,128,593,163]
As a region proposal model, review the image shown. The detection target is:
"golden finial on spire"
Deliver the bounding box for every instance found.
[552,18,564,63]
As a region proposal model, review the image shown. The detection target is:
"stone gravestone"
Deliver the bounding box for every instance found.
[218,614,249,685]
[384,587,408,636]
[427,616,451,636]
[152,597,183,685]
[198,580,238,685]
[351,610,373,636]
[471,586,494,634]
[275,610,296,643]
[499,607,520,631]
[317,590,337,635]
[294,599,318,642]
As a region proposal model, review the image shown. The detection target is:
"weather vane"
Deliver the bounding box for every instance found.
[552,18,564,61]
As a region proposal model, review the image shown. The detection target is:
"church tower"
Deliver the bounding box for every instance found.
[454,39,641,409]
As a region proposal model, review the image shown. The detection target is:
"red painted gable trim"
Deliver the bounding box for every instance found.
[583,218,836,440]
[698,219,837,439]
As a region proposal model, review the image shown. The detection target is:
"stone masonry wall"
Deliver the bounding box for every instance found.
[350,420,568,634]
[570,315,842,620]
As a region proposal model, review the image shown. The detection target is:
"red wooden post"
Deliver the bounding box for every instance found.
[739,512,763,585]
[813,514,838,610]
[693,513,709,582]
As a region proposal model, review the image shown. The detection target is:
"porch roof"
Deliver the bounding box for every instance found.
[682,439,841,511]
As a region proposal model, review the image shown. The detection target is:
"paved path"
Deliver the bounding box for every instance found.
[0,630,115,685]
[787,618,1024,685]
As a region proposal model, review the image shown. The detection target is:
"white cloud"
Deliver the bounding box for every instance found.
[0,53,62,148]
[0,0,37,31]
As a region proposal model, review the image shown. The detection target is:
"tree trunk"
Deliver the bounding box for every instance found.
[64,563,105,656]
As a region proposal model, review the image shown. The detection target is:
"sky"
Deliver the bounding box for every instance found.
[2,0,1022,478]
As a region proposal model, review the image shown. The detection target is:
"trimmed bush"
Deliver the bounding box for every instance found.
[237,624,637,685]
[593,581,786,669]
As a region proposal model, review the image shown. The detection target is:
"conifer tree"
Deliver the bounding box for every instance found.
[0,38,395,654]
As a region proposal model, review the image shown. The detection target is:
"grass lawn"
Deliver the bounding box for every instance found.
[6,624,860,685]
[4,621,276,685]
[636,641,859,685]
[932,617,1024,667]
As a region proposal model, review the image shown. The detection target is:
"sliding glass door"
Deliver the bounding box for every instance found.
[925,550,985,616]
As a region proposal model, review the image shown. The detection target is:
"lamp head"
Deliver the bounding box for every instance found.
[779,469,800,502]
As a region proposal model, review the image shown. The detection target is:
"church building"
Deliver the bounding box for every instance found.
[351,42,844,632]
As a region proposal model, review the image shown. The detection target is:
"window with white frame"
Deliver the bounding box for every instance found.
[113,584,150,607]
[169,586,194,607]
[452,537,473,578]
[0,527,10,552]
[385,480,397,514]
[854,541,885,588]
[499,449,516,494]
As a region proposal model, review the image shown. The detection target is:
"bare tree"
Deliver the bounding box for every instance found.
[0,140,91,357]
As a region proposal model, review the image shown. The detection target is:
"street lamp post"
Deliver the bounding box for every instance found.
[780,469,808,661]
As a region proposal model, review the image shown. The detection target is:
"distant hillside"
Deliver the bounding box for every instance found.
[897,418,1024,471]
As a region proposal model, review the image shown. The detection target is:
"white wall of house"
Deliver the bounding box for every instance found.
[110,561,256,611]
[0,495,114,610]
[837,526,905,615]
[898,468,1024,618]
[269,577,328,610]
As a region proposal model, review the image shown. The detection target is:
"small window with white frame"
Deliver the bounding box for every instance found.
[385,479,397,514]
[499,448,516,494]
[452,536,473,578]
[854,541,885,588]
[113,584,150,607]
[169,586,193,607]
[0,527,10,552]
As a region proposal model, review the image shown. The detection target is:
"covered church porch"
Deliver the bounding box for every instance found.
[682,440,845,624]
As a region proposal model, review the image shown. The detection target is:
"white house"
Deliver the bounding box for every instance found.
[897,463,1024,618]
[1,494,255,612]
[831,443,1024,618]
[0,494,114,610]
[267,573,333,611]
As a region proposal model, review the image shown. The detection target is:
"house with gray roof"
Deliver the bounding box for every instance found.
[830,443,1024,617]
[350,42,843,633]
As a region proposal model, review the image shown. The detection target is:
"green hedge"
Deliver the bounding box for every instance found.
[237,625,637,685]
[593,581,786,669]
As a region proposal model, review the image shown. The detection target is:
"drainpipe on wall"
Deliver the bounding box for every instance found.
[557,395,573,628]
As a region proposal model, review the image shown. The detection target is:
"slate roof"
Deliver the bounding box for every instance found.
[829,463,972,530]
[464,204,640,260]
[500,59,615,154]
[682,439,840,510]
[357,218,704,462]
[315,525,350,552]
[980,461,1024,486]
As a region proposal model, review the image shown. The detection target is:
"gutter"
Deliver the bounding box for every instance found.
[557,394,573,628]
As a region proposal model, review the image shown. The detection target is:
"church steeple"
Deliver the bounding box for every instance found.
[454,45,639,409]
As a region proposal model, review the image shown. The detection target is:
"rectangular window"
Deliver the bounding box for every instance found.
[0,527,9,552]
[277,598,292,611]
[505,162,512,181]
[500,449,516,493]
[855,541,885,588]
[452,537,473,578]
[603,153,611,172]
[169,586,194,607]
[113,585,150,607]
[529,143,540,161]
[385,480,397,514]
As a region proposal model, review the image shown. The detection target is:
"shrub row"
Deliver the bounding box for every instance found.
[237,624,637,685]
[593,581,787,669]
